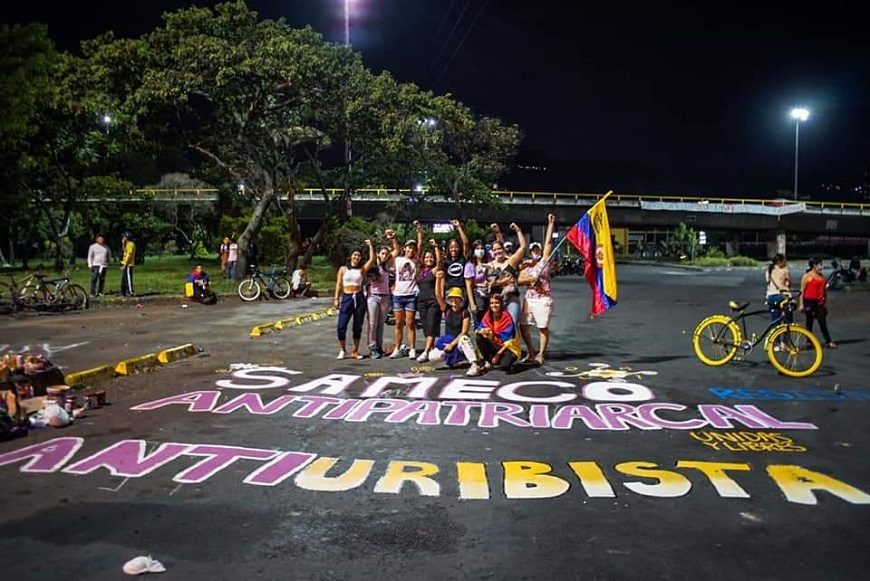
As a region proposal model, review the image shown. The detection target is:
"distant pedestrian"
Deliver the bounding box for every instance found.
[799,258,837,348]
[219,237,231,277]
[765,253,791,323]
[120,231,137,297]
[87,234,111,296]
[227,239,239,279]
[187,264,217,305]
[291,267,312,297]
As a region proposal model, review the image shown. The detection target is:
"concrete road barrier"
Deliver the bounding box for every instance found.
[252,307,337,337]
[114,353,160,375]
[64,365,116,386]
[157,343,198,364]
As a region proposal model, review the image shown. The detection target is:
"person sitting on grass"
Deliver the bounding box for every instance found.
[187,264,217,304]
[428,276,477,369]
[291,267,314,297]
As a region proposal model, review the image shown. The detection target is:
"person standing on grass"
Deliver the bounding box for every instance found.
[799,258,837,349]
[227,238,239,280]
[334,240,376,360]
[87,234,111,296]
[120,231,137,297]
[219,237,230,278]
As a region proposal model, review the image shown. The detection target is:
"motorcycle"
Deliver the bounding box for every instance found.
[827,259,867,290]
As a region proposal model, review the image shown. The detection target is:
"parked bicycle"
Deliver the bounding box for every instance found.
[3,271,89,311]
[692,290,822,378]
[238,265,292,302]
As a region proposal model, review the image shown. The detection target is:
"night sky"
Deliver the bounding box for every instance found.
[2,0,869,198]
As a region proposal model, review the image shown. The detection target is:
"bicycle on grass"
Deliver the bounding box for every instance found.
[2,271,89,311]
[692,290,822,378]
[238,265,292,302]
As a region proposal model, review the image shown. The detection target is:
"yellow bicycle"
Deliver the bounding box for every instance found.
[693,290,822,378]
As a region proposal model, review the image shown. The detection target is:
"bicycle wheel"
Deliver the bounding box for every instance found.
[271,276,292,299]
[61,284,90,310]
[692,315,741,366]
[766,324,823,378]
[238,278,261,302]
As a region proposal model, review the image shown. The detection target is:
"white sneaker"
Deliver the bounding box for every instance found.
[408,348,417,359]
[389,348,403,359]
[416,350,429,362]
[336,350,346,360]
[428,348,444,364]
[466,363,482,377]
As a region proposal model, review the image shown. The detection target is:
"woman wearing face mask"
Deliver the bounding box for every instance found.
[388,222,424,358]
[333,240,376,360]
[518,213,557,365]
[485,223,527,329]
[464,239,490,321]
[415,239,443,362]
[366,240,394,359]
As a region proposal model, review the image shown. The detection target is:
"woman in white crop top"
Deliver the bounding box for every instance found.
[334,240,376,360]
[387,222,424,359]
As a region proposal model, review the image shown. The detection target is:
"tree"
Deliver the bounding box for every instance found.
[88,0,370,277]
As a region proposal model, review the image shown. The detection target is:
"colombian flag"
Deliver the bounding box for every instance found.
[565,196,618,317]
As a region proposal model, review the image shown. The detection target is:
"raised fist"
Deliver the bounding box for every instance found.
[509,222,519,232]
[385,229,396,240]
[547,213,556,224]
[490,223,500,232]
[413,220,422,231]
[429,238,437,248]
[364,239,371,246]
[450,219,460,228]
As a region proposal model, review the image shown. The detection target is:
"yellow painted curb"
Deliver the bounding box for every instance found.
[252,307,337,337]
[115,353,160,375]
[64,365,116,386]
[249,323,275,337]
[157,343,198,364]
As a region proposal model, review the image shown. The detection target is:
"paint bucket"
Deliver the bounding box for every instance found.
[85,390,107,407]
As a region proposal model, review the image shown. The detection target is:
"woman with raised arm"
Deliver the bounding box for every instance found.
[333,240,376,360]
[365,241,394,359]
[388,222,424,358]
[464,238,490,322]
[486,222,527,328]
[415,238,443,362]
[442,219,470,303]
[518,213,557,365]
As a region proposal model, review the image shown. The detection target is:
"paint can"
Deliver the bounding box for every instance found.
[85,390,107,407]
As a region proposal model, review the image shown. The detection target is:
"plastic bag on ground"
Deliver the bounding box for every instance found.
[123,555,166,575]
[43,401,71,428]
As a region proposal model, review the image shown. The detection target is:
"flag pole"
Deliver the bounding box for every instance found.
[550,190,614,256]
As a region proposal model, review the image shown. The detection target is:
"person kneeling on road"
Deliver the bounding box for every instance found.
[467,294,522,376]
[187,264,217,305]
[428,282,477,368]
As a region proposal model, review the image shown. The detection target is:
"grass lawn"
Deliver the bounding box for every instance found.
[1,255,336,298]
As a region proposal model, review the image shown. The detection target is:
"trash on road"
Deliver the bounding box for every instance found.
[122,555,166,575]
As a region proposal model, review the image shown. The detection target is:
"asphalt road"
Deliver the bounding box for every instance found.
[1,264,869,580]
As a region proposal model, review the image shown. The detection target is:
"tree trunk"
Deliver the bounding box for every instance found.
[282,186,302,271]
[234,187,275,280]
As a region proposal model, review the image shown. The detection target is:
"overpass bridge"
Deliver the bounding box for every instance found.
[90,188,870,249]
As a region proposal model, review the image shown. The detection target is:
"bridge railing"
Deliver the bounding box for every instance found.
[79,187,869,215]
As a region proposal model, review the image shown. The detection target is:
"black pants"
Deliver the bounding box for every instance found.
[803,299,832,344]
[90,266,107,295]
[417,296,441,337]
[476,335,518,371]
[121,267,135,296]
[337,292,366,342]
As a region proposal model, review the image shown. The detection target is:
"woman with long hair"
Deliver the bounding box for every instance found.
[467,294,522,376]
[765,253,792,323]
[799,258,837,348]
[442,219,470,303]
[486,223,527,330]
[365,242,394,359]
[414,239,443,362]
[333,240,376,360]
[518,213,557,365]
[464,238,490,322]
[388,222,424,358]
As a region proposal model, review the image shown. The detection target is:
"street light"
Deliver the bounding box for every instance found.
[101,114,112,134]
[790,107,810,200]
[344,0,351,47]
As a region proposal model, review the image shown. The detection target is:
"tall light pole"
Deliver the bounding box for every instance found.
[790,107,809,200]
[344,0,351,46]
[343,0,353,216]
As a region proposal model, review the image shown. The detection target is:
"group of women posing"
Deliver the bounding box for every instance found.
[333,215,557,376]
